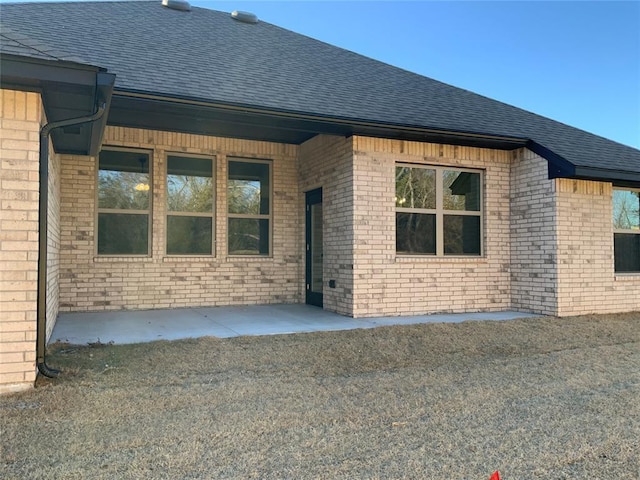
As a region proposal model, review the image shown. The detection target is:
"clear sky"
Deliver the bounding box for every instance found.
[3,0,639,148]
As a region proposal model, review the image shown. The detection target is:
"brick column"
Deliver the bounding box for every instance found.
[0,89,42,393]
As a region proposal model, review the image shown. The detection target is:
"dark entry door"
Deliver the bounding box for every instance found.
[305,188,323,307]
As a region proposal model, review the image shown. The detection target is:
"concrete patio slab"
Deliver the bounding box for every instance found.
[51,304,541,346]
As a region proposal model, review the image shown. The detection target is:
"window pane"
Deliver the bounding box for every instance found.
[98,151,150,210]
[614,233,640,273]
[167,216,212,255]
[396,212,436,254]
[395,167,435,209]
[228,218,269,255]
[98,213,148,255]
[167,156,213,177]
[228,161,270,215]
[167,157,213,213]
[443,215,481,255]
[613,190,640,230]
[443,170,481,211]
[99,150,150,173]
[311,203,323,293]
[98,171,150,210]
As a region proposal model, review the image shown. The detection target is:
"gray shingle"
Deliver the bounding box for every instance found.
[0,26,62,61]
[1,1,638,176]
[0,23,93,64]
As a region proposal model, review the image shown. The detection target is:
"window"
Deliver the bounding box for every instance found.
[228,159,271,255]
[97,149,151,255]
[613,188,640,273]
[166,155,214,255]
[396,164,482,256]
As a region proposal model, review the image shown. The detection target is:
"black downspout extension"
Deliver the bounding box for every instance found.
[37,102,107,379]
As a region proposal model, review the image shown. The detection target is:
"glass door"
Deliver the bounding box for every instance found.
[305,188,323,307]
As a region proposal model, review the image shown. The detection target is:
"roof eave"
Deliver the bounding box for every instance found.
[0,53,102,86]
[526,140,576,178]
[0,54,115,156]
[109,89,530,150]
[573,167,640,188]
[527,140,640,187]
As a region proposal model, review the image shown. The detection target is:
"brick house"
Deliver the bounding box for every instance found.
[1,1,639,392]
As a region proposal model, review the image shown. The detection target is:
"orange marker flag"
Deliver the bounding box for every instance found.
[489,472,501,480]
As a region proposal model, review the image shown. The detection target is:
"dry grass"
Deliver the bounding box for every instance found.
[1,312,639,479]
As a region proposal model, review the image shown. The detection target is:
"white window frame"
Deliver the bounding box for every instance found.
[396,163,484,257]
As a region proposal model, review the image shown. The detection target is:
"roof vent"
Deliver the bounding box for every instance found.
[162,0,191,12]
[231,10,259,24]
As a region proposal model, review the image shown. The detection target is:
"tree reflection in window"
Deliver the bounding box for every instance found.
[166,155,214,255]
[228,160,271,255]
[613,189,640,273]
[396,165,482,256]
[97,149,151,255]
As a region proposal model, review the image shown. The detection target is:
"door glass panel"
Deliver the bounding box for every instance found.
[311,203,323,293]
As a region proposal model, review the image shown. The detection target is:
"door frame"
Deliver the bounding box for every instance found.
[305,188,323,307]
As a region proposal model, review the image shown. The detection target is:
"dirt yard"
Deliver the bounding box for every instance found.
[1,312,639,479]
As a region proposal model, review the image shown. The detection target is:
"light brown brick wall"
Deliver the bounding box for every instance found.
[350,137,512,317]
[510,149,558,315]
[46,136,60,339]
[58,127,301,312]
[0,89,41,392]
[298,135,354,316]
[52,126,640,320]
[556,179,640,315]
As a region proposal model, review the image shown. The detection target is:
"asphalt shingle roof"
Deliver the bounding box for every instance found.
[0,23,92,64]
[1,1,638,177]
[0,30,58,61]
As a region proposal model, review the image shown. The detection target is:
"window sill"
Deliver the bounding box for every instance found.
[163,256,216,263]
[94,256,153,263]
[615,273,640,281]
[226,255,274,261]
[395,255,487,263]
